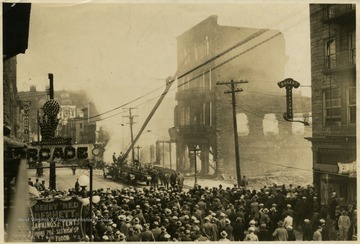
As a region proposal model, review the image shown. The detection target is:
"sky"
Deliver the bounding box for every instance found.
[15,1,313,161]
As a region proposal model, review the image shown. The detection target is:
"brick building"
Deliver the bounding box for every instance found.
[308,4,356,204]
[173,16,311,178]
[18,89,97,144]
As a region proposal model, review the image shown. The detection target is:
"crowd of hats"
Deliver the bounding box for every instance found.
[34,183,355,242]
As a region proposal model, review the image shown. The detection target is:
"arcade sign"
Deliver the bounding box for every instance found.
[26,144,96,161]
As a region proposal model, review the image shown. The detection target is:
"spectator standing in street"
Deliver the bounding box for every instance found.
[240,175,248,188]
[272,221,288,241]
[302,219,313,241]
[313,226,322,241]
[257,223,271,241]
[75,179,80,194]
[319,218,329,240]
[219,231,230,242]
[232,217,245,241]
[244,227,259,241]
[329,192,338,220]
[338,209,351,241]
[283,212,293,229]
[286,225,296,241]
[222,219,234,241]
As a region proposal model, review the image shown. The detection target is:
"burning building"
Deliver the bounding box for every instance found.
[173,16,311,179]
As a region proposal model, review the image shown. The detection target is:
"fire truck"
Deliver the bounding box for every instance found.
[103,162,152,185]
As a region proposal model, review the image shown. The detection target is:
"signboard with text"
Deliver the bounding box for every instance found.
[26,144,96,162]
[30,197,84,242]
[23,101,31,143]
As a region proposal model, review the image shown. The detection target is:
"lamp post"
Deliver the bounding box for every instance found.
[190,145,200,186]
[78,174,92,240]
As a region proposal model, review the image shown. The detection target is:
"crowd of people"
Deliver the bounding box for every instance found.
[26,178,357,242]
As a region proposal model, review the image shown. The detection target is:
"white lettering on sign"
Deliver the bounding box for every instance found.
[23,101,31,142]
[337,161,356,174]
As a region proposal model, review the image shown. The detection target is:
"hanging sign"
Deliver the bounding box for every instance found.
[30,197,85,242]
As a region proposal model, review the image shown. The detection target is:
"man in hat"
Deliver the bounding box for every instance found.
[139,223,155,241]
[132,217,143,234]
[257,223,271,241]
[219,230,230,241]
[272,221,288,241]
[329,191,338,220]
[302,219,312,241]
[222,219,234,241]
[218,212,227,230]
[202,217,215,241]
[338,209,351,241]
[295,196,308,227]
[126,228,140,242]
[313,225,322,241]
[232,217,245,241]
[259,208,271,226]
[244,227,259,241]
[286,225,296,241]
[113,231,122,241]
[181,229,192,241]
[151,221,161,241]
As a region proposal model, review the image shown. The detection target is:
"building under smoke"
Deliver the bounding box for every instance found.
[173,16,312,179]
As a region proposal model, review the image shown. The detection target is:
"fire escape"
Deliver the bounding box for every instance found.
[321,4,356,132]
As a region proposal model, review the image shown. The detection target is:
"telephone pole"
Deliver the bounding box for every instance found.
[135,145,142,161]
[216,79,248,187]
[123,108,138,165]
[48,73,56,190]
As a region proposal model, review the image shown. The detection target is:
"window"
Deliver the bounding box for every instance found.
[209,69,212,90]
[348,31,356,64]
[209,102,212,126]
[185,106,190,125]
[205,36,209,56]
[348,87,356,124]
[202,72,206,90]
[323,88,341,126]
[194,44,198,60]
[203,102,211,126]
[185,75,190,90]
[325,39,336,68]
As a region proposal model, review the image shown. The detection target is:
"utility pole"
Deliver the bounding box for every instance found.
[135,145,142,161]
[190,145,200,185]
[169,142,172,169]
[123,108,138,165]
[216,79,248,187]
[48,73,56,190]
[37,110,40,142]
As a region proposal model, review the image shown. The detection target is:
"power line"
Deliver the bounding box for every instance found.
[66,8,311,125]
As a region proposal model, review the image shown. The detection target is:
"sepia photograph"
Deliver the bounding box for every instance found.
[2,0,357,242]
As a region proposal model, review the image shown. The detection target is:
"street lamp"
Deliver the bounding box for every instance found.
[78,174,89,196]
[190,145,200,186]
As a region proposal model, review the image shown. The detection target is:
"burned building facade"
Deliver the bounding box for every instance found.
[309,4,356,204]
[173,16,311,178]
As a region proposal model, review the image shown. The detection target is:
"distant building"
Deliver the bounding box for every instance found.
[308,4,356,204]
[174,16,311,178]
[18,89,96,144]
